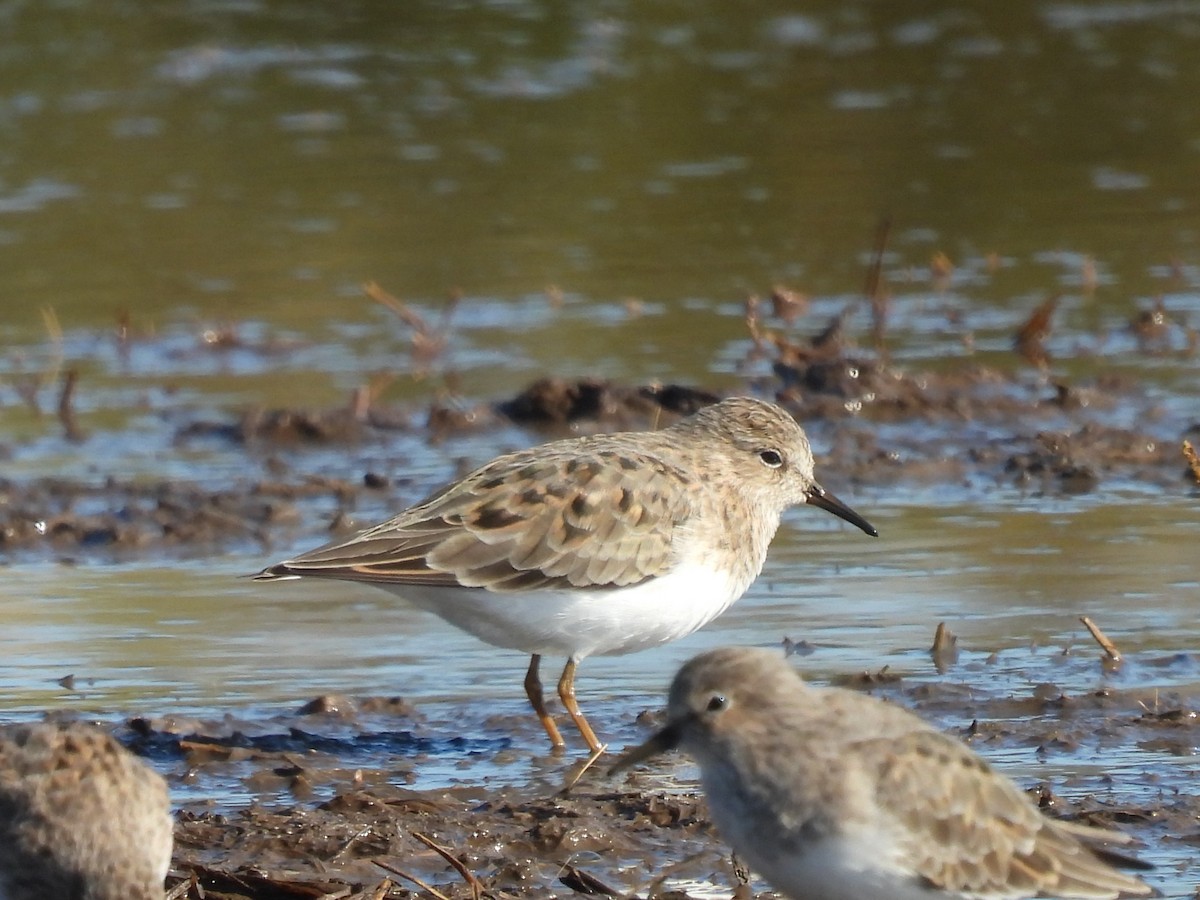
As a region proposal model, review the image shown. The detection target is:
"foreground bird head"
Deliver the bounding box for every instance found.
[609,646,793,772]
[670,398,876,537]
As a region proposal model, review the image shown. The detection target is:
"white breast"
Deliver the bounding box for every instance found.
[378,557,750,659]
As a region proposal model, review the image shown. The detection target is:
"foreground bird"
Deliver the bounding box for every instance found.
[0,722,173,900]
[255,397,876,753]
[611,647,1153,900]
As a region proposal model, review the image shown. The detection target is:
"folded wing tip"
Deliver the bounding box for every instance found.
[249,565,301,582]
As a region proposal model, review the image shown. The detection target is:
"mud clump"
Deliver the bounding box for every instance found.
[140,673,1199,899]
[1003,427,1172,494]
[0,475,406,556]
[171,788,722,899]
[0,353,1187,559]
[0,282,1192,561]
[496,378,719,431]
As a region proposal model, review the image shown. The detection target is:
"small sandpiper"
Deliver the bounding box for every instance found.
[255,397,877,753]
[611,647,1153,900]
[0,722,173,900]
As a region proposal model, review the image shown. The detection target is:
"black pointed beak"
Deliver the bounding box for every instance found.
[805,484,878,537]
[608,721,683,777]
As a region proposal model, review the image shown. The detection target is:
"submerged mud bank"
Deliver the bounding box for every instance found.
[84,657,1195,899]
[1,364,1195,561]
[3,291,1197,896]
[0,282,1196,560]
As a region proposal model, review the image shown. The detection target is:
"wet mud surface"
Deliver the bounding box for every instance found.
[6,4,1200,895]
[3,290,1198,896]
[100,663,1196,899]
[2,295,1197,560]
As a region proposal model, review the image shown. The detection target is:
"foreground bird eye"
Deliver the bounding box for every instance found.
[758,449,783,468]
[706,694,728,712]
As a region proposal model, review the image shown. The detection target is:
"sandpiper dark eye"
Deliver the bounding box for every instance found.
[706,694,728,712]
[759,449,783,468]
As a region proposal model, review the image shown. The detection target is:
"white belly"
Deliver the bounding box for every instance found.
[374,559,749,659]
[741,839,938,900]
[702,757,937,900]
[716,815,933,900]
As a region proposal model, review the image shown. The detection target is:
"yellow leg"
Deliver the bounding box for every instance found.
[557,658,603,754]
[524,654,565,750]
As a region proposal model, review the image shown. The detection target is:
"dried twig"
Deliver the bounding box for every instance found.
[412,831,483,900]
[1183,439,1200,484]
[344,878,397,900]
[115,307,133,363]
[1015,294,1060,369]
[164,874,193,900]
[13,306,66,414]
[929,621,959,673]
[930,250,954,285]
[557,863,623,896]
[365,281,428,331]
[41,305,64,387]
[374,860,450,900]
[865,215,892,359]
[744,294,767,349]
[770,285,807,324]
[329,825,374,863]
[364,281,458,375]
[930,621,956,655]
[57,368,85,442]
[351,371,398,421]
[1079,616,1122,663]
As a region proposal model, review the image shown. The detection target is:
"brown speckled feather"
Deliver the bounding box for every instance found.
[0,723,173,900]
[615,648,1152,900]
[869,730,1150,898]
[262,440,699,592]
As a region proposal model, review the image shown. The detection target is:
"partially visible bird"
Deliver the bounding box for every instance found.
[612,647,1153,900]
[0,722,173,900]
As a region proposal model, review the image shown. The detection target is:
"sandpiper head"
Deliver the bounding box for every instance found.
[610,647,793,773]
[678,398,876,537]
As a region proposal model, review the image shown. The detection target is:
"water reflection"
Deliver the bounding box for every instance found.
[0,1,1198,335]
[3,501,1195,717]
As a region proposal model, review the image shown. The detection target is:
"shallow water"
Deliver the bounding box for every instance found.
[1,0,1199,895]
[9,497,1195,890]
[3,498,1195,711]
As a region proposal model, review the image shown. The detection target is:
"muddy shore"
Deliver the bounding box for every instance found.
[2,298,1196,562]
[5,300,1198,898]
[118,661,1194,899]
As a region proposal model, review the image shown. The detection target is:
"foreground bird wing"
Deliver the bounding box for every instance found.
[867,730,1152,899]
[257,444,699,592]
